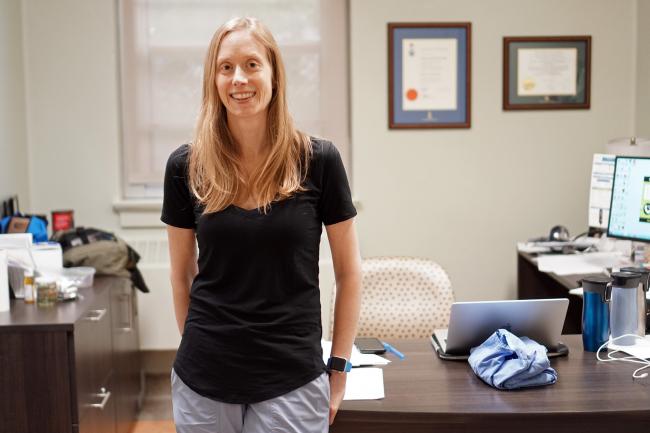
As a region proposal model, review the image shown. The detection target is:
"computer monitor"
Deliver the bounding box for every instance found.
[588,154,615,231]
[607,156,650,242]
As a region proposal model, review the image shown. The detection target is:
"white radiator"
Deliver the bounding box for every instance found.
[126,234,335,350]
[127,235,181,350]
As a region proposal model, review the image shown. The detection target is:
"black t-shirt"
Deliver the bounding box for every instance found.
[161,138,356,404]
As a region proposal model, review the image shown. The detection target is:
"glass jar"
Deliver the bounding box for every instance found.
[35,277,58,307]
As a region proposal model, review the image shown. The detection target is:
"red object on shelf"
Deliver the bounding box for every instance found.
[52,210,74,232]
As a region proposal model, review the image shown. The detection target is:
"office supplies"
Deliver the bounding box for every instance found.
[430,299,569,359]
[31,242,63,274]
[382,342,405,360]
[518,235,599,255]
[0,233,33,250]
[536,251,624,275]
[608,156,650,241]
[343,368,384,400]
[354,337,386,354]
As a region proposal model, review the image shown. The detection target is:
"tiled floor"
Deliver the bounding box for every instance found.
[132,374,175,433]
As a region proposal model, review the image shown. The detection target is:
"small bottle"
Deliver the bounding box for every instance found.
[23,269,35,304]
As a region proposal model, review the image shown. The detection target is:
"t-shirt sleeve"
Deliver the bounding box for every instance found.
[161,145,197,229]
[319,141,357,226]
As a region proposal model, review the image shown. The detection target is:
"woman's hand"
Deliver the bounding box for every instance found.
[329,371,347,425]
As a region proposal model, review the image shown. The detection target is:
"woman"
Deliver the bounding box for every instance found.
[161,17,361,433]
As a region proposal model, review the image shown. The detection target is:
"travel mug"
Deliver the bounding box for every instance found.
[607,272,642,346]
[620,266,650,336]
[581,276,611,352]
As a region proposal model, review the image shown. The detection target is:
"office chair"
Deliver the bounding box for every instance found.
[330,256,455,339]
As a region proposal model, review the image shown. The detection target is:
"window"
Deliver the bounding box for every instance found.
[118,0,350,199]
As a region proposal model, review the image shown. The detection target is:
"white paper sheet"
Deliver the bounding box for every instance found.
[402,38,457,111]
[343,368,385,400]
[537,252,624,276]
[517,47,577,96]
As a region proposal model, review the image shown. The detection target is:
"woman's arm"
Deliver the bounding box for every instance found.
[166,225,198,335]
[326,217,362,425]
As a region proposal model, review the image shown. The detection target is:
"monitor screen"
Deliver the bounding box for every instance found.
[608,156,650,242]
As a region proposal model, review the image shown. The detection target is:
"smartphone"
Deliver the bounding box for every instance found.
[354,337,386,354]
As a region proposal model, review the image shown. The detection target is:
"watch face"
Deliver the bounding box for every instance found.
[328,356,350,372]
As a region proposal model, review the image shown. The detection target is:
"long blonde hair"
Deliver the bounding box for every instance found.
[188,17,312,214]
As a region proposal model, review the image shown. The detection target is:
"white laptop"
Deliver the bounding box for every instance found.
[430,299,569,360]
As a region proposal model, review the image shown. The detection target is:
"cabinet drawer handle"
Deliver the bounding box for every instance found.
[89,387,111,410]
[118,293,133,332]
[84,308,107,322]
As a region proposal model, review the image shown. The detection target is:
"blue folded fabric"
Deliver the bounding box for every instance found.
[468,329,557,390]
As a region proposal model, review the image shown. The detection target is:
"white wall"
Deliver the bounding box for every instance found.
[13,0,647,347]
[0,0,29,204]
[21,0,121,231]
[637,0,650,137]
[350,0,637,301]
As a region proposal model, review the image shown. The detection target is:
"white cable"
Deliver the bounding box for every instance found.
[596,334,650,379]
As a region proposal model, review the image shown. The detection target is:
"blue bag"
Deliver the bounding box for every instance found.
[0,214,49,242]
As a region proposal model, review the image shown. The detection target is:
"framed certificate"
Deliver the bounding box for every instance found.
[388,22,471,129]
[503,36,591,110]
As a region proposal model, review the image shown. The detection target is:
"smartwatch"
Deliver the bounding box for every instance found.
[327,356,352,373]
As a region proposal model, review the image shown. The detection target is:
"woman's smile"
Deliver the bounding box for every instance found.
[230,91,256,102]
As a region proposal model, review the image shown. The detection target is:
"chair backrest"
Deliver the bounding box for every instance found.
[330,256,454,339]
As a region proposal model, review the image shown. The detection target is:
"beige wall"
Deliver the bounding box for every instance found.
[15,0,644,304]
[350,0,637,301]
[637,0,650,137]
[21,0,121,230]
[0,0,29,205]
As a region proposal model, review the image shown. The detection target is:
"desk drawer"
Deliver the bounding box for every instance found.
[78,374,116,433]
[74,287,113,420]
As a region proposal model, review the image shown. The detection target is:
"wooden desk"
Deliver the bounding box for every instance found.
[517,251,604,334]
[331,337,650,433]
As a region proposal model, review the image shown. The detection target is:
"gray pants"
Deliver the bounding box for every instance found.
[171,369,330,433]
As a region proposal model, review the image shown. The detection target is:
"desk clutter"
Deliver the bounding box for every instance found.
[1,226,149,312]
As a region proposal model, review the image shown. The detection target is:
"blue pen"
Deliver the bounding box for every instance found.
[383,342,405,360]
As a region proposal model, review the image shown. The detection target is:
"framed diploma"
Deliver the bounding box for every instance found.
[388,22,471,129]
[503,36,591,110]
